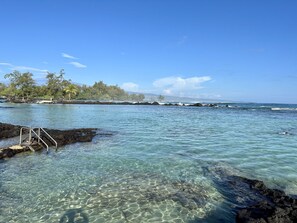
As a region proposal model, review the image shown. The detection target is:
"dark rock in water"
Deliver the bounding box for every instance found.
[0,122,109,159]
[0,144,42,159]
[203,165,297,223]
[190,103,203,107]
[0,122,22,139]
[136,101,159,105]
[235,177,297,223]
[41,128,98,146]
[0,148,15,158]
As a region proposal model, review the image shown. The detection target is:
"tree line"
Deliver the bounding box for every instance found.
[0,69,145,102]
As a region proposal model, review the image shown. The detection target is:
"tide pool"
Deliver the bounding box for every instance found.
[1,103,297,222]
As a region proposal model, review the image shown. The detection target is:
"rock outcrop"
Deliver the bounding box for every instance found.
[0,122,110,159]
[41,128,98,147]
[0,122,22,139]
[203,164,297,223]
[235,177,297,223]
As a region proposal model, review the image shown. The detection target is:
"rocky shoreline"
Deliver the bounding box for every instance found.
[0,122,108,159]
[3,99,221,107]
[58,100,219,107]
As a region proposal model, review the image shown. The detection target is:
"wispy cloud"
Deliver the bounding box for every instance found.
[0,62,48,74]
[69,62,87,68]
[153,76,211,97]
[62,53,78,59]
[121,82,139,92]
[61,53,87,68]
[12,66,48,73]
[0,62,13,67]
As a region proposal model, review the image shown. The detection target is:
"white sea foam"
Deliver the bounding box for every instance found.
[271,108,297,111]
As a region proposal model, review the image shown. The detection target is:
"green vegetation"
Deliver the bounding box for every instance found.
[158,95,165,102]
[0,69,145,102]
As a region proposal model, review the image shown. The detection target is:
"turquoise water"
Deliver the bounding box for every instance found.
[0,103,297,222]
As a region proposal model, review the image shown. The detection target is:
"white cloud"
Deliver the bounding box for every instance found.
[0,62,49,75]
[69,62,87,68]
[153,76,211,97]
[0,62,13,66]
[62,53,78,59]
[11,66,48,74]
[0,62,48,74]
[121,82,139,92]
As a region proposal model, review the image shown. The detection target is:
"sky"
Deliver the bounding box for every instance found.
[0,0,296,103]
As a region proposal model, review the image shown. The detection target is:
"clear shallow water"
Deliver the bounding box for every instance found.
[0,103,297,222]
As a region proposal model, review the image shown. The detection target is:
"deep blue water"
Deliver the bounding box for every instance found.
[0,103,297,222]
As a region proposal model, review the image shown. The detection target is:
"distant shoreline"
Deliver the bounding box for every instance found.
[2,99,222,107]
[59,100,220,107]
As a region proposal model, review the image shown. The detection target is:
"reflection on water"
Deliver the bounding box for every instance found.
[1,104,297,222]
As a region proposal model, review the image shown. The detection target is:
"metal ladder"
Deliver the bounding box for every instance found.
[19,127,58,153]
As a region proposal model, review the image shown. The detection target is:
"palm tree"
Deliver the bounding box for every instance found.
[64,84,78,100]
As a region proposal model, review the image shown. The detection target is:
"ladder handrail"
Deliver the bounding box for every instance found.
[39,127,58,148]
[19,126,57,153]
[19,127,31,145]
[30,129,49,152]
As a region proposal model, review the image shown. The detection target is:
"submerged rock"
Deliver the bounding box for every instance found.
[235,177,297,223]
[81,173,222,222]
[203,164,297,223]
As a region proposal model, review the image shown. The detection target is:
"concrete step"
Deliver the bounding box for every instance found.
[9,145,25,150]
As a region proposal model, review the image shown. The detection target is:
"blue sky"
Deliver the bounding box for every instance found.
[0,0,296,103]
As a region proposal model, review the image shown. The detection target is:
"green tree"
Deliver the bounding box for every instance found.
[0,83,6,96]
[4,71,35,100]
[64,84,78,100]
[129,93,145,102]
[93,81,108,98]
[46,69,70,99]
[2,69,146,102]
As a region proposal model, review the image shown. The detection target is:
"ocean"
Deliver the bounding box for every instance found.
[0,103,297,222]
